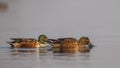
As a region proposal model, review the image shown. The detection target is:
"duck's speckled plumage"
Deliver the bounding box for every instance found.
[7,35,48,48]
[48,38,78,53]
[48,37,93,53]
[60,38,78,53]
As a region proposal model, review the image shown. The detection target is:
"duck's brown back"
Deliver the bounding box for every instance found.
[8,38,40,48]
[60,38,78,53]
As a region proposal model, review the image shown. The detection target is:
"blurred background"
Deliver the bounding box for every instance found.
[0,0,120,46]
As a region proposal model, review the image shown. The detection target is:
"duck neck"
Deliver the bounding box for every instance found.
[38,39,45,44]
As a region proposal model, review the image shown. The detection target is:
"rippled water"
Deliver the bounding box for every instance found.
[0,0,120,68]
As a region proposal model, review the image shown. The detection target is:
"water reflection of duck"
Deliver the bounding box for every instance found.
[7,35,48,48]
[47,37,93,53]
[11,48,47,54]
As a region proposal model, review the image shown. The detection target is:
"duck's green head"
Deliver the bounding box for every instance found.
[38,35,48,44]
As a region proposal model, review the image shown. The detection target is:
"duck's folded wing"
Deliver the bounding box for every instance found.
[10,38,36,40]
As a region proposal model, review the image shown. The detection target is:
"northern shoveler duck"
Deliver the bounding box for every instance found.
[47,38,78,53]
[47,37,93,53]
[78,37,93,52]
[7,35,48,48]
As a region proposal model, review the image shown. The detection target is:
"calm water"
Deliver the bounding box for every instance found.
[0,35,120,68]
[0,0,120,68]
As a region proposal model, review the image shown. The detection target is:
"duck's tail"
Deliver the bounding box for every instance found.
[46,39,58,43]
[6,41,14,48]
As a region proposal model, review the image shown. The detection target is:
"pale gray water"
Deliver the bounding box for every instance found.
[0,0,120,68]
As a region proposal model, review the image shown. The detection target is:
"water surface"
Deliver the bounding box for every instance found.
[0,0,120,68]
